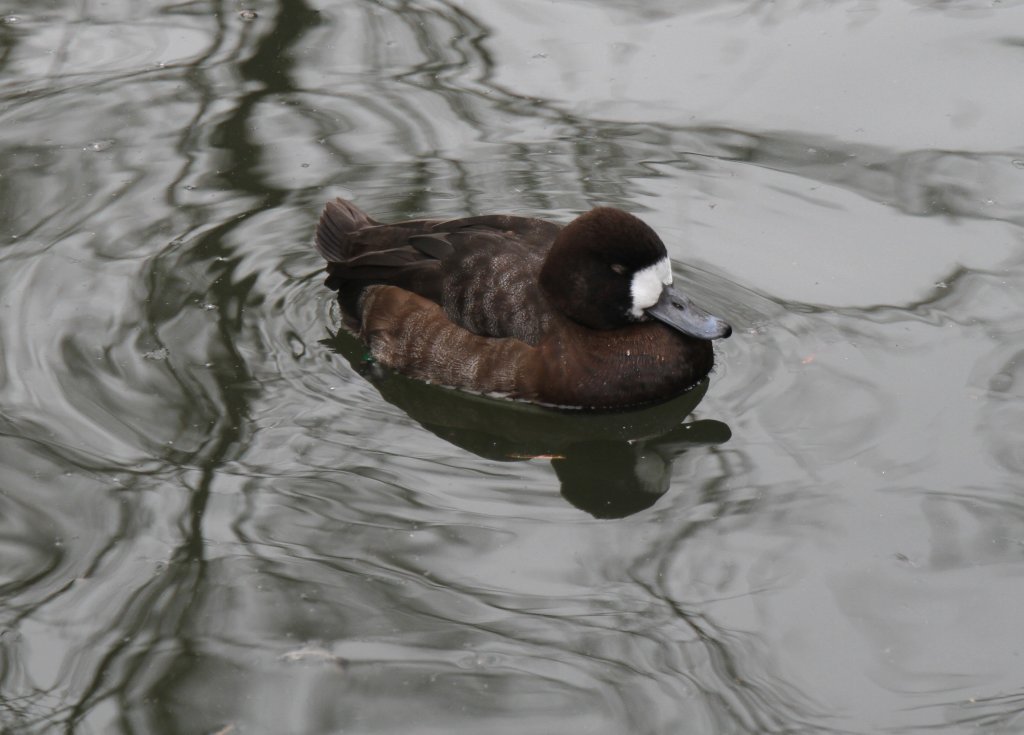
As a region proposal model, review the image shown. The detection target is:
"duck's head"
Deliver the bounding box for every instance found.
[539,207,732,340]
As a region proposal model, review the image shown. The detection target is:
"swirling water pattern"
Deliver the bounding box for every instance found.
[2,1,1024,733]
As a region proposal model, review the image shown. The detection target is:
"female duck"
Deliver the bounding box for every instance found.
[315,198,730,409]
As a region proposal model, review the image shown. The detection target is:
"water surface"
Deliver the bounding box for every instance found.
[2,1,1024,733]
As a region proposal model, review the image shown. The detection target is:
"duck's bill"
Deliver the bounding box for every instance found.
[645,286,732,340]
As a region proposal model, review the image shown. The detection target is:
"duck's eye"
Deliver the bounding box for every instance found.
[610,263,628,276]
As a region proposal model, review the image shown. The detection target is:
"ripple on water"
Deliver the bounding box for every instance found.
[2,0,1024,732]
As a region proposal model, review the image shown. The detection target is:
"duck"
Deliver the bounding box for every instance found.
[314,198,731,410]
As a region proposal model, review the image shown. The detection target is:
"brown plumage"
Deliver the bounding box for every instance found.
[314,198,729,409]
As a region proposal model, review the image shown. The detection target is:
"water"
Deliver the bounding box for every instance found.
[2,1,1024,733]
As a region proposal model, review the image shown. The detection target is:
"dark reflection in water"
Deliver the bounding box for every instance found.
[322,330,732,518]
[1,0,1024,733]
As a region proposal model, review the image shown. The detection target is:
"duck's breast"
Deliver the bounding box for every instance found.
[526,322,715,409]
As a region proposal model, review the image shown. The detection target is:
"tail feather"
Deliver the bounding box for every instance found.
[315,198,379,262]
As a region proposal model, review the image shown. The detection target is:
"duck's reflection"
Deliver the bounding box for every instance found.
[322,331,730,518]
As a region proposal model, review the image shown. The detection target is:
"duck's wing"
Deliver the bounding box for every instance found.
[315,200,561,344]
[315,199,446,302]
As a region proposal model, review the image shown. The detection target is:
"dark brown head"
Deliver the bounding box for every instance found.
[539,207,732,339]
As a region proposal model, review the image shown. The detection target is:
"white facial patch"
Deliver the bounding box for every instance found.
[629,256,672,318]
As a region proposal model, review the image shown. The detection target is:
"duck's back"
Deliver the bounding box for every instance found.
[315,199,562,345]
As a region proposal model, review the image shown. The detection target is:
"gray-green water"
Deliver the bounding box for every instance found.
[2,1,1024,733]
